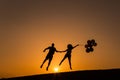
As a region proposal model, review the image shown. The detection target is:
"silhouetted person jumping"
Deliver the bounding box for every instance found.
[40,43,61,71]
[59,44,79,70]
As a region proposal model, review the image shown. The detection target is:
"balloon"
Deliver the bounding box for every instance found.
[86,48,90,53]
[85,39,97,53]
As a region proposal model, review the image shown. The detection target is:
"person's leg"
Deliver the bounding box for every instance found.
[68,55,72,70]
[59,55,67,66]
[40,58,47,68]
[46,57,52,71]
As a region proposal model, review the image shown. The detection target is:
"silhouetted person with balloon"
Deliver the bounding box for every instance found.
[40,43,61,71]
[59,44,79,70]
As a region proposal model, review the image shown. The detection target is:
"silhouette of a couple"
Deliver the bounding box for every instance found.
[40,43,79,71]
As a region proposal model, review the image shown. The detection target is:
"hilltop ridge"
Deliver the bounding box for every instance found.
[1,68,120,80]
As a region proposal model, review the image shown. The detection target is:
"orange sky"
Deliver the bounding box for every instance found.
[0,0,120,78]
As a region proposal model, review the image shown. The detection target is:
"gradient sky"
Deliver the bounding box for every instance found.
[0,0,120,78]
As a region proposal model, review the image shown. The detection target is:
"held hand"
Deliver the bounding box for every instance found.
[60,51,63,53]
[58,51,62,53]
[59,51,65,53]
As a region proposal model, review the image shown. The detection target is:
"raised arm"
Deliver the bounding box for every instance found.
[73,44,79,49]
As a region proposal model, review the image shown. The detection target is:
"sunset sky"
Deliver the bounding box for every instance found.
[0,0,120,78]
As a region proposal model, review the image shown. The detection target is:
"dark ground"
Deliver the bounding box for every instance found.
[0,68,120,80]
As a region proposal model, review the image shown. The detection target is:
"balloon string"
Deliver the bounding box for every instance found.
[78,44,84,46]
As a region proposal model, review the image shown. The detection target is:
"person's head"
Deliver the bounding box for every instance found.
[51,43,55,47]
[67,44,73,49]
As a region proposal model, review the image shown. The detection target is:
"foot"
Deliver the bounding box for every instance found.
[59,63,61,66]
[70,67,72,70]
[46,67,48,71]
[40,65,43,68]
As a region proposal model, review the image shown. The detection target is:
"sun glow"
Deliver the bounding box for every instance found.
[54,67,59,72]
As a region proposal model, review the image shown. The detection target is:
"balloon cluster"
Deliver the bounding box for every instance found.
[85,39,97,53]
